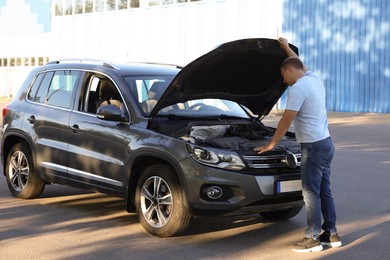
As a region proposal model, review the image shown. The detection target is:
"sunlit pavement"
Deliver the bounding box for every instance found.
[1,101,389,259]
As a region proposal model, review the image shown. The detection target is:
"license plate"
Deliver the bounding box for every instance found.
[276,180,302,193]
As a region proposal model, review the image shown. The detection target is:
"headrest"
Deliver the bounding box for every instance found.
[147,81,167,100]
[99,79,119,100]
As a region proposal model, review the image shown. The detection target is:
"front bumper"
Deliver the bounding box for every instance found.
[179,157,303,217]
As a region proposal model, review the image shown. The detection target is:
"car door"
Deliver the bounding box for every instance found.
[24,70,81,183]
[66,73,128,195]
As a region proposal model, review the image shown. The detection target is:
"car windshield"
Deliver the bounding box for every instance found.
[156,99,250,119]
[123,75,250,119]
[123,75,173,99]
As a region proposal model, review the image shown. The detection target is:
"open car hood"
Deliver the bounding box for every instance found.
[150,38,298,117]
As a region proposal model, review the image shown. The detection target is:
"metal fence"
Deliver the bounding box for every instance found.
[282,0,390,113]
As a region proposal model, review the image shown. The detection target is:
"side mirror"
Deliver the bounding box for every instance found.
[96,104,127,122]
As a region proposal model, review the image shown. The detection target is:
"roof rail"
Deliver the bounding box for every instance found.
[45,59,118,69]
[132,62,183,69]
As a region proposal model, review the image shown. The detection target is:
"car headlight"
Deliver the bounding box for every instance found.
[186,144,245,171]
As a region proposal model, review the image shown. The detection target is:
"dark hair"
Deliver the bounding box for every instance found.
[280,57,304,70]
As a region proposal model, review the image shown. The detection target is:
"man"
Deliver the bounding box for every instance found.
[254,37,342,253]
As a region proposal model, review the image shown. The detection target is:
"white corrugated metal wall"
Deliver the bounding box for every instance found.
[50,0,283,66]
[1,0,283,97]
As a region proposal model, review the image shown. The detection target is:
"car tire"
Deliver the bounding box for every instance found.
[259,205,303,220]
[135,164,192,237]
[5,142,45,199]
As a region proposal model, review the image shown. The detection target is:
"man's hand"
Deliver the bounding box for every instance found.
[253,110,298,155]
[278,37,289,50]
[253,142,275,154]
[278,36,297,58]
[278,37,308,71]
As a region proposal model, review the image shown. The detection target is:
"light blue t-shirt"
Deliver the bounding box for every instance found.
[285,71,330,143]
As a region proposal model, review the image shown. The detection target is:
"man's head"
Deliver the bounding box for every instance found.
[280,57,305,86]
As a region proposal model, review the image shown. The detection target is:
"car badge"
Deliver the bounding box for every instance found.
[285,152,298,169]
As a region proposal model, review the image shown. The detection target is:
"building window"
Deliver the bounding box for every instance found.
[54,0,63,16]
[52,0,203,16]
[163,0,174,5]
[0,57,49,67]
[74,0,83,14]
[64,0,73,15]
[85,0,93,13]
[148,0,160,6]
[106,0,116,10]
[131,0,140,8]
[38,57,44,66]
[95,0,104,12]
[119,0,128,9]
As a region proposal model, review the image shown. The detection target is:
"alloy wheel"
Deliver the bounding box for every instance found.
[140,176,173,228]
[8,151,30,192]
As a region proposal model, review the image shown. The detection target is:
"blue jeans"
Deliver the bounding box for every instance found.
[300,137,337,238]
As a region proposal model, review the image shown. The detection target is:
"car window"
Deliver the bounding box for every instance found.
[84,75,124,114]
[27,71,54,103]
[46,70,81,109]
[27,72,45,102]
[35,72,55,104]
[27,70,80,108]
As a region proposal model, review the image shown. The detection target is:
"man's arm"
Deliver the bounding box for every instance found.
[253,110,298,154]
[279,37,308,72]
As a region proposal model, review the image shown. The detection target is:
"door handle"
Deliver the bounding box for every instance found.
[71,124,80,133]
[27,115,36,124]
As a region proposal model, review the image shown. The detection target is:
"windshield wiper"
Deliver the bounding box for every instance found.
[220,114,248,119]
[199,114,248,120]
[151,113,249,120]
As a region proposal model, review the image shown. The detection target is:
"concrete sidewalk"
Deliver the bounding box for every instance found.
[264,111,390,129]
[0,96,389,260]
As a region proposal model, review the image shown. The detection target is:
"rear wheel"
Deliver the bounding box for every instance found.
[135,164,192,237]
[259,205,303,220]
[5,142,45,199]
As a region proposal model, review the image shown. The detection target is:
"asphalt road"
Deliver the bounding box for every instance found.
[0,112,389,260]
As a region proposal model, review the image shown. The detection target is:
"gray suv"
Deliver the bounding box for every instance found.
[1,38,303,237]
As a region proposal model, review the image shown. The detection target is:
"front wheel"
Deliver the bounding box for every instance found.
[135,164,192,237]
[5,142,45,199]
[259,205,303,220]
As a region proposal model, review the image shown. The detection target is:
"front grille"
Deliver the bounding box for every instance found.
[242,153,301,169]
[247,195,303,207]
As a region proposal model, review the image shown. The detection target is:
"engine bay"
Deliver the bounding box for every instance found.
[150,118,299,152]
[182,124,273,151]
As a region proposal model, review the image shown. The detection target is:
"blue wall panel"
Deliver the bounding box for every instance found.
[282,0,390,113]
